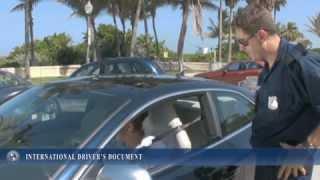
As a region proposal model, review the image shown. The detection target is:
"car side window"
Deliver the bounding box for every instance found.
[211,91,254,136]
[132,62,152,74]
[0,73,19,86]
[247,62,260,69]
[73,64,98,77]
[226,63,240,71]
[117,63,133,74]
[81,94,221,179]
[104,63,133,74]
[108,95,215,150]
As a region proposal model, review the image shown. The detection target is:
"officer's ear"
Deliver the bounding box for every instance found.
[257,29,269,42]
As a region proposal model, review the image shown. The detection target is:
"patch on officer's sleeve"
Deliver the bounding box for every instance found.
[268,96,279,110]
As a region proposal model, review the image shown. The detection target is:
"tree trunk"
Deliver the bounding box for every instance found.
[274,8,277,23]
[86,16,90,63]
[130,0,143,57]
[130,18,134,32]
[142,0,150,57]
[24,2,30,79]
[91,16,99,61]
[177,1,190,73]
[29,4,36,66]
[112,3,121,57]
[120,16,126,56]
[152,11,160,58]
[227,7,233,63]
[218,0,223,62]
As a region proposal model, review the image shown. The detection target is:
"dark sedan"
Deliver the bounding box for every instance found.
[0,70,31,104]
[70,57,165,78]
[0,75,254,179]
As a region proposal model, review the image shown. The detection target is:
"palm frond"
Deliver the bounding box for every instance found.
[11,3,24,12]
[308,13,320,37]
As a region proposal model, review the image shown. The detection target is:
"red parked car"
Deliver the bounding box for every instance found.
[195,61,264,85]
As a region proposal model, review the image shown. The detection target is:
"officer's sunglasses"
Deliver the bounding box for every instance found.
[236,34,256,47]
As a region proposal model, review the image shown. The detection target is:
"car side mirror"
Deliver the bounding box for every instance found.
[97,164,152,180]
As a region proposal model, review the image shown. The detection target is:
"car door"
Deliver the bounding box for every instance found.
[77,90,254,180]
[78,91,221,179]
[221,63,245,84]
[152,90,254,180]
[242,62,263,78]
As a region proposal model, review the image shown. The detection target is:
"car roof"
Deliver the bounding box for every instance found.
[103,57,155,62]
[46,75,254,101]
[83,57,156,66]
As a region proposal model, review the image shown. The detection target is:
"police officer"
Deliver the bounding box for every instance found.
[233,4,320,180]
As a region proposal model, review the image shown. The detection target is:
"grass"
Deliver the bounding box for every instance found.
[31,76,66,85]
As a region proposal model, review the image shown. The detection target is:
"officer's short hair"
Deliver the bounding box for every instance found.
[233,4,277,35]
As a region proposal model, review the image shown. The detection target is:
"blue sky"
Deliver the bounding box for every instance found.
[1,0,320,56]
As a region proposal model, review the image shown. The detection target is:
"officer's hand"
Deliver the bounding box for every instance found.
[277,164,306,180]
[277,143,307,180]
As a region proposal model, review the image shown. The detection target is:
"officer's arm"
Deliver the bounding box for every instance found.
[299,54,320,113]
[300,54,320,147]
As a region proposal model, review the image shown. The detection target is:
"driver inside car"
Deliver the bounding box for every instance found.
[117,101,192,150]
[117,112,167,149]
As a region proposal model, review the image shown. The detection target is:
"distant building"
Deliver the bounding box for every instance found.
[196,47,210,55]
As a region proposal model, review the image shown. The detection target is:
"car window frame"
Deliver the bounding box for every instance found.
[209,90,255,136]
[61,88,253,180]
[149,89,254,176]
[71,63,99,77]
[132,61,153,74]
[69,89,221,179]
[0,71,22,86]
[226,62,241,72]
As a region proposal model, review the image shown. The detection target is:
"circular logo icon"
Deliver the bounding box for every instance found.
[7,150,20,162]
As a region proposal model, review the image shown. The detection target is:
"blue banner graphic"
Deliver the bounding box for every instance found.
[1,149,320,166]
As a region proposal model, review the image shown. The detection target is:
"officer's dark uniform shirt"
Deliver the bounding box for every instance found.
[251,39,320,148]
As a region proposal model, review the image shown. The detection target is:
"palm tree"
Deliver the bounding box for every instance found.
[218,0,223,62]
[246,0,276,11]
[12,0,41,79]
[279,22,303,42]
[142,0,150,56]
[206,10,229,40]
[112,0,131,56]
[148,0,166,58]
[130,0,143,57]
[273,0,286,22]
[169,0,217,72]
[58,0,109,63]
[225,0,239,62]
[309,12,320,38]
[106,0,121,56]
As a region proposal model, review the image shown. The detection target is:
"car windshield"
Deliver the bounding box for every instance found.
[0,84,128,148]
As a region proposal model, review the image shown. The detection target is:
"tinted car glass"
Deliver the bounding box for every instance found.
[226,63,240,71]
[0,73,20,87]
[247,62,262,69]
[72,64,98,77]
[106,95,216,151]
[0,85,129,148]
[211,91,254,135]
[103,63,134,75]
[132,62,152,74]
[118,63,133,74]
